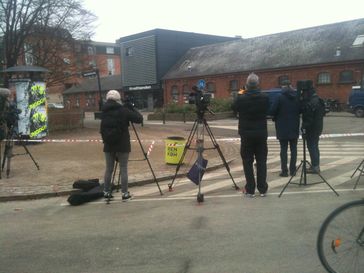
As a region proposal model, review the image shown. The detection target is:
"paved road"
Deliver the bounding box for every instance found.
[1,112,363,273]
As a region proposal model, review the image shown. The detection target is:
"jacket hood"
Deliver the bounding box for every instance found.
[101,99,122,112]
[282,87,297,100]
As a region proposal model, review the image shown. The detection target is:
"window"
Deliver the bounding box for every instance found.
[229,80,239,91]
[125,47,134,56]
[182,85,190,103]
[171,86,179,103]
[107,58,115,75]
[317,72,331,84]
[106,47,114,54]
[352,35,364,47]
[24,43,34,65]
[278,75,289,86]
[339,70,354,83]
[87,46,94,55]
[206,82,215,92]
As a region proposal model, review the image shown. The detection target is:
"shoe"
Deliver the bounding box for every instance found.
[279,172,288,177]
[259,193,266,197]
[104,192,114,199]
[244,193,256,198]
[122,192,133,202]
[307,166,320,174]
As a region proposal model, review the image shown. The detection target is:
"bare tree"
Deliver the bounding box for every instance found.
[0,0,97,85]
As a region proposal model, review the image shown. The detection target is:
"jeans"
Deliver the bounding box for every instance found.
[305,134,320,168]
[104,152,129,194]
[279,139,298,175]
[240,137,268,194]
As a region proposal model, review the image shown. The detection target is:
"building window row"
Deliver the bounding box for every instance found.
[279,70,354,86]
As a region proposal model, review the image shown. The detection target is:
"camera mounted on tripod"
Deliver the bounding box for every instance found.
[189,85,212,118]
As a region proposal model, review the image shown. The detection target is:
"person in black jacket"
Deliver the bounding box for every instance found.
[301,87,325,174]
[232,73,270,197]
[100,90,143,201]
[270,80,300,177]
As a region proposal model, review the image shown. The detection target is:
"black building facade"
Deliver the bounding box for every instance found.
[117,29,236,110]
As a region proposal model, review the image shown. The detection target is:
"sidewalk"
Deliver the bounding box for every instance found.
[0,117,239,202]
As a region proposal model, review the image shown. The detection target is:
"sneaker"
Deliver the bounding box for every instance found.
[279,172,288,177]
[307,166,320,174]
[122,192,133,202]
[104,192,114,199]
[244,193,256,198]
[259,193,266,197]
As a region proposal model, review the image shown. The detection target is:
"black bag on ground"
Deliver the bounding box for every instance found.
[72,179,100,191]
[67,184,104,206]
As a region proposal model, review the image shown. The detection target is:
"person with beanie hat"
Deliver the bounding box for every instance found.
[232,73,270,197]
[100,90,143,201]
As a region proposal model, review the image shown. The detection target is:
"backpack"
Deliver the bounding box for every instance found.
[100,113,122,145]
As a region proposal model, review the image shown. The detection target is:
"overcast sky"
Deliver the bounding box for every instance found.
[83,0,364,43]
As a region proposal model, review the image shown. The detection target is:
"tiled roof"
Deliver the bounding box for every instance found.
[163,18,364,79]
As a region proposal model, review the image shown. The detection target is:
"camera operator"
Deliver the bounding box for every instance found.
[300,83,326,174]
[232,73,270,197]
[100,90,143,201]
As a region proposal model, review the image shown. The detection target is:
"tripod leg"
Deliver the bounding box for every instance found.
[168,120,199,190]
[131,123,163,195]
[21,143,40,170]
[316,172,339,196]
[279,161,304,197]
[351,160,364,178]
[353,168,363,190]
[204,120,240,190]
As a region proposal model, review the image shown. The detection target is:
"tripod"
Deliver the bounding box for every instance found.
[350,159,364,190]
[1,126,40,179]
[106,122,162,204]
[278,135,339,197]
[167,110,239,203]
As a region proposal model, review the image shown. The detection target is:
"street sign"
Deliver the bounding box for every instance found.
[198,79,206,90]
[81,71,97,78]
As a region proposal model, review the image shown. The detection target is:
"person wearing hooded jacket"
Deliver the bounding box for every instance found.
[232,73,270,197]
[100,90,143,201]
[270,80,300,177]
[301,87,325,174]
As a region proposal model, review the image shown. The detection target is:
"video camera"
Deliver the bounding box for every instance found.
[188,85,211,114]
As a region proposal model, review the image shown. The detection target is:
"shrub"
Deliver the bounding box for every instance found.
[155,98,233,114]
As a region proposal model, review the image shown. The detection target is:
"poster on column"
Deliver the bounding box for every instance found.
[12,79,48,138]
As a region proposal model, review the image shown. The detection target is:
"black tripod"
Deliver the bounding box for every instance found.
[350,159,364,190]
[167,111,239,203]
[106,122,162,204]
[1,126,40,179]
[278,135,339,197]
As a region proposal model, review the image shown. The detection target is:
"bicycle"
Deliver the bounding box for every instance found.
[317,199,364,273]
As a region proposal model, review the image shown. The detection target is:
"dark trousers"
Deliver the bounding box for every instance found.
[240,137,268,194]
[279,139,298,175]
[305,134,320,168]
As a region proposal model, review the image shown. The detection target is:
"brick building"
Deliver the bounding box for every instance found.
[50,40,121,106]
[163,18,364,107]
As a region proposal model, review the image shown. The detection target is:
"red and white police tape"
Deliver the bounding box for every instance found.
[3,132,364,144]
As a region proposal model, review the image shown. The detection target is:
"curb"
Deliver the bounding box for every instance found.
[0,158,236,202]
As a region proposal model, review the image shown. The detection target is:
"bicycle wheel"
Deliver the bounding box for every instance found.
[317,199,364,273]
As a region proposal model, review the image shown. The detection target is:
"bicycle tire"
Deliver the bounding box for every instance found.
[317,199,364,273]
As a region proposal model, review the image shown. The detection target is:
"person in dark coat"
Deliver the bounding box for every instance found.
[232,73,270,197]
[100,90,143,201]
[270,80,300,177]
[301,87,325,174]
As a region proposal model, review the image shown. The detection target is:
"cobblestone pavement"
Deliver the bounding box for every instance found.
[0,116,239,201]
